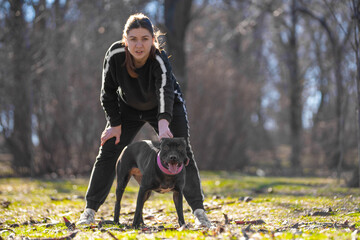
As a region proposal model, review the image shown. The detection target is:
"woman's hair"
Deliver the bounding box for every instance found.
[122,13,163,78]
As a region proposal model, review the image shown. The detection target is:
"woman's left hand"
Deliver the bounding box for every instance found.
[158,119,173,140]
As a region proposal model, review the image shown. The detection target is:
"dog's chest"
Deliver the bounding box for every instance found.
[154,182,175,193]
[158,187,173,193]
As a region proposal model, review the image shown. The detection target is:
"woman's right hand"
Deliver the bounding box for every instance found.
[101,125,122,146]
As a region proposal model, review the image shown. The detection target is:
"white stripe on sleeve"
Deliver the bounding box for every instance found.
[102,45,125,85]
[155,55,167,113]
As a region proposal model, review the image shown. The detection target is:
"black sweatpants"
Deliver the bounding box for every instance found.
[85,100,205,212]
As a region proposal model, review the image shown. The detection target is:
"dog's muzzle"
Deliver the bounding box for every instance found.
[157,153,189,175]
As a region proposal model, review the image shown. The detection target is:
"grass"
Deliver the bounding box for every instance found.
[0,172,359,239]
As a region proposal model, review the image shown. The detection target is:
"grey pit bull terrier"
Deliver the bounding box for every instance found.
[113,138,188,228]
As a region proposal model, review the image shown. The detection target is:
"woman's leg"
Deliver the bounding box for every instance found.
[85,120,144,211]
[169,102,211,227]
[167,105,205,212]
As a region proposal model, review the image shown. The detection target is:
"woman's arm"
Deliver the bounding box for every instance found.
[99,44,125,145]
[100,47,123,127]
[154,51,175,123]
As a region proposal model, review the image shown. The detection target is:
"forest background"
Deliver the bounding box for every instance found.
[1,0,360,187]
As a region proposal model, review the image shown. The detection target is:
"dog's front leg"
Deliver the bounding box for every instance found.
[133,186,151,229]
[114,170,131,224]
[114,181,126,224]
[173,190,185,226]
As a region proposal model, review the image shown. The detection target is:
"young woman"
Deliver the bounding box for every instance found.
[77,13,211,227]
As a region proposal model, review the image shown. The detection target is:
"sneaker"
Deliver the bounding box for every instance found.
[77,208,95,225]
[194,209,211,227]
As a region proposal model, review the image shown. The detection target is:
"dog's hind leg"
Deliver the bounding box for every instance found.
[173,191,185,226]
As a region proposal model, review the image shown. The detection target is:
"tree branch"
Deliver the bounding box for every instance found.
[324,0,354,49]
[296,7,337,47]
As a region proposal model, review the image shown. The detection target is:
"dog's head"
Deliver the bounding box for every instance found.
[159,137,188,174]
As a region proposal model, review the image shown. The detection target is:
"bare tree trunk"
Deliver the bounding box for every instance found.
[297,5,352,179]
[334,49,345,181]
[163,0,193,94]
[356,0,360,188]
[30,0,48,175]
[310,30,329,136]
[288,0,302,174]
[349,0,360,188]
[53,0,72,175]
[5,0,33,176]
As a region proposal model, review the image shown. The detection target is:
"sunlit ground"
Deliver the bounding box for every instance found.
[0,172,359,239]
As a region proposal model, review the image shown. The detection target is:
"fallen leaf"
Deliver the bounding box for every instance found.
[64,230,79,239]
[235,219,266,225]
[308,207,334,216]
[223,213,230,224]
[44,222,60,228]
[310,211,333,216]
[50,196,71,201]
[216,225,225,234]
[236,220,245,224]
[162,227,177,231]
[1,201,11,208]
[105,227,125,232]
[239,196,253,202]
[0,228,15,233]
[241,228,250,240]
[243,224,252,232]
[107,231,119,240]
[350,224,356,231]
[63,217,76,231]
[291,223,300,228]
[205,205,222,211]
[101,220,115,225]
[144,215,154,220]
[97,220,103,229]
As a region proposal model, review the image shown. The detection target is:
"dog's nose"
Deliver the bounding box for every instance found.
[169,155,178,162]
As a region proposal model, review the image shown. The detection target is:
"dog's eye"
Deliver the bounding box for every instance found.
[178,145,185,151]
[162,145,170,151]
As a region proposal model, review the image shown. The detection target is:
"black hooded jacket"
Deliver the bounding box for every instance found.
[100,41,183,127]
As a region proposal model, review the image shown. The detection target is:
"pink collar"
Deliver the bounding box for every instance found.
[157,153,184,175]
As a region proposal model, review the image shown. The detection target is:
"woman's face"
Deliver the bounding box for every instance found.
[125,27,154,67]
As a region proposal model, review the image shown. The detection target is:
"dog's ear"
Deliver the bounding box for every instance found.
[172,137,186,145]
[177,137,186,148]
